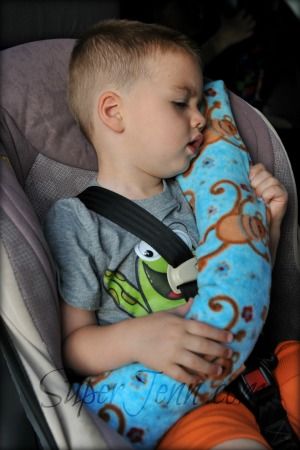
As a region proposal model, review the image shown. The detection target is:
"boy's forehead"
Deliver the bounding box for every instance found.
[162,53,203,98]
[150,50,202,86]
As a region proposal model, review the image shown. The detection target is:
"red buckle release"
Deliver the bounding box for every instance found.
[243,368,271,393]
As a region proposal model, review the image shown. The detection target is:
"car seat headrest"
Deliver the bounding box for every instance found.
[0,39,97,183]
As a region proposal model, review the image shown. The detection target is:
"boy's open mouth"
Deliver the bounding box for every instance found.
[187,134,203,155]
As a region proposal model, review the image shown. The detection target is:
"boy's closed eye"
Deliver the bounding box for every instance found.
[172,100,204,114]
[173,100,188,109]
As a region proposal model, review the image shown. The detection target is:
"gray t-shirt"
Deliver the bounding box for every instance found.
[44,179,199,325]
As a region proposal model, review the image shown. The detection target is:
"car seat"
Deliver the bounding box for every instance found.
[0,39,299,450]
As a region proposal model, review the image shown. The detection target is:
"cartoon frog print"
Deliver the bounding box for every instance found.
[103,228,193,317]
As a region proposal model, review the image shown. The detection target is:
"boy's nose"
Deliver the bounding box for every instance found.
[192,111,206,131]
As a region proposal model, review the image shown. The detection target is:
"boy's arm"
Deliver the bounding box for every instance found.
[61,299,233,385]
[61,301,138,375]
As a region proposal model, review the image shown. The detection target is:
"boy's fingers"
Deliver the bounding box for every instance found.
[168,362,217,386]
[259,184,287,204]
[167,363,198,385]
[187,320,233,343]
[252,175,279,196]
[249,162,265,178]
[184,334,233,360]
[179,352,223,379]
[250,169,271,189]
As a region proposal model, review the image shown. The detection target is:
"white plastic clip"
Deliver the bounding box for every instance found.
[167,257,198,294]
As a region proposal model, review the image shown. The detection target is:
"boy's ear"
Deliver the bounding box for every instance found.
[97,91,124,132]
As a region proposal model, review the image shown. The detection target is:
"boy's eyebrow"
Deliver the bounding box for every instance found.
[173,85,202,101]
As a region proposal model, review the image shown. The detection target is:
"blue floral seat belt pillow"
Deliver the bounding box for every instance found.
[74,80,272,449]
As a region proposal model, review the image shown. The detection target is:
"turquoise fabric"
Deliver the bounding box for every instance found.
[73,80,271,449]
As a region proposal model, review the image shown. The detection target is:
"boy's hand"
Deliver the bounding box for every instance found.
[130,299,233,386]
[249,163,288,227]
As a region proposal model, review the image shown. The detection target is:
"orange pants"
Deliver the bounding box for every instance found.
[158,341,300,449]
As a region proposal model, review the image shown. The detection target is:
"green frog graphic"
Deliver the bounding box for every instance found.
[103,229,193,317]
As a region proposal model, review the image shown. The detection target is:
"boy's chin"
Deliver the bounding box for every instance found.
[161,159,193,179]
[178,160,193,176]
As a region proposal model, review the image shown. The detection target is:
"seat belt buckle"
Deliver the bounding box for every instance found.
[242,366,272,394]
[167,257,198,294]
[238,356,278,408]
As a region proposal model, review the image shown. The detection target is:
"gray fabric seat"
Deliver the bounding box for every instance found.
[0,39,299,449]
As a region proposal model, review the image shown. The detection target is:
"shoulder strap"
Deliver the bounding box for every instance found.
[78,186,193,267]
[77,186,197,298]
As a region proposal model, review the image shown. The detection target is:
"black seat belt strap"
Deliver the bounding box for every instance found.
[78,186,193,267]
[77,186,197,298]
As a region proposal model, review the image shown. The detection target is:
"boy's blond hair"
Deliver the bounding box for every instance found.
[68,19,201,142]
